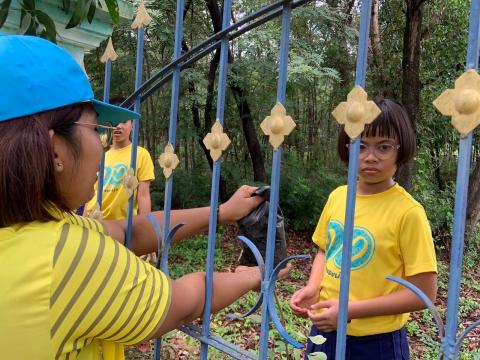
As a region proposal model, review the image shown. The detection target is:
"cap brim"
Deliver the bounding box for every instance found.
[91,99,140,126]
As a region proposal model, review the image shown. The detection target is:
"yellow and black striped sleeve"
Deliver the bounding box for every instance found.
[50,222,171,359]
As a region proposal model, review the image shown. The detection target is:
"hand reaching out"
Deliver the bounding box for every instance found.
[290,285,320,318]
[140,252,158,264]
[220,185,265,224]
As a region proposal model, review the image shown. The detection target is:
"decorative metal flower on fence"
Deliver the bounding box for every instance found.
[122,168,139,198]
[158,143,180,179]
[0,0,121,43]
[332,86,381,139]
[203,120,231,161]
[88,203,104,221]
[433,69,480,137]
[260,102,296,150]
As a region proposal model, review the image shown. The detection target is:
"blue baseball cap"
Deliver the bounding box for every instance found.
[0,34,139,125]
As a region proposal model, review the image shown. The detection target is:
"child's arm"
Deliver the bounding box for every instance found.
[151,264,291,338]
[308,271,437,332]
[151,267,262,338]
[102,185,264,255]
[290,250,326,317]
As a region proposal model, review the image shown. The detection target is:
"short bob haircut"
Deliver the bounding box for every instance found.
[337,98,416,165]
[0,103,86,227]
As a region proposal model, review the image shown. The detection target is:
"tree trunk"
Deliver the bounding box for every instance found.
[398,0,427,190]
[370,0,388,95]
[230,81,267,182]
[182,39,228,200]
[466,160,480,236]
[205,0,266,183]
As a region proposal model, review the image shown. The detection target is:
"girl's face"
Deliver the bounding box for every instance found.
[357,135,399,194]
[54,106,103,209]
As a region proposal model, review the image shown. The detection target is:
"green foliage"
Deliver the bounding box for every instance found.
[280,155,345,231]
[151,165,212,211]
[411,147,455,248]
[0,0,120,43]
[464,226,480,268]
[168,234,232,279]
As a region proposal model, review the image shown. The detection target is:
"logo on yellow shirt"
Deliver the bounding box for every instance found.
[104,163,129,186]
[326,220,376,277]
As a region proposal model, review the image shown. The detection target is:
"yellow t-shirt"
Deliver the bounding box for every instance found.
[86,144,155,220]
[0,214,171,360]
[312,184,437,336]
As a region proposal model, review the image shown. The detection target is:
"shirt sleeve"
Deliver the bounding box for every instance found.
[398,205,437,277]
[136,148,155,182]
[50,223,170,359]
[312,193,333,250]
[71,214,106,234]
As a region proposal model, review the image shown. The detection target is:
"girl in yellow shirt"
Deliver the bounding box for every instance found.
[290,99,437,359]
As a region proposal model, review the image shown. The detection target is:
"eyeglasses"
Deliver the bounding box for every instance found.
[74,122,116,149]
[346,142,400,160]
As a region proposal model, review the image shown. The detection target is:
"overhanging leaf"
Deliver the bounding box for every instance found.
[0,0,12,28]
[62,0,70,13]
[87,0,96,23]
[22,0,35,11]
[307,352,327,360]
[36,10,57,43]
[19,12,32,34]
[309,334,327,345]
[66,0,88,29]
[105,0,119,24]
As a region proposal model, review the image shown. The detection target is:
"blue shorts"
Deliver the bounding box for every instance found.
[304,326,410,360]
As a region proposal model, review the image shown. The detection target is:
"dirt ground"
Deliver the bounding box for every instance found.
[125,226,480,359]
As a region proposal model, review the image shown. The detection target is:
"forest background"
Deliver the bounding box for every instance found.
[83,0,480,249]
[81,0,479,358]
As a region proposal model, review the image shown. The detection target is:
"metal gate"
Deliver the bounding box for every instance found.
[94,0,480,358]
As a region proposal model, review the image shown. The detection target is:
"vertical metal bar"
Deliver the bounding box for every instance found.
[160,0,185,272]
[442,1,480,358]
[200,161,221,359]
[157,1,185,358]
[335,0,372,359]
[96,59,112,208]
[103,59,112,106]
[125,27,145,249]
[442,137,472,360]
[465,0,480,70]
[258,2,292,359]
[200,0,232,358]
[334,137,359,358]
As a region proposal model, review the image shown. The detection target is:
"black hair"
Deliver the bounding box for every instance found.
[337,98,416,165]
[0,103,86,226]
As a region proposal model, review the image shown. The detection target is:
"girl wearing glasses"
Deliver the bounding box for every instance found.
[0,35,290,360]
[290,99,437,359]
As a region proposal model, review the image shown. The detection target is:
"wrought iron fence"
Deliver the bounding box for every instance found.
[94,0,480,358]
